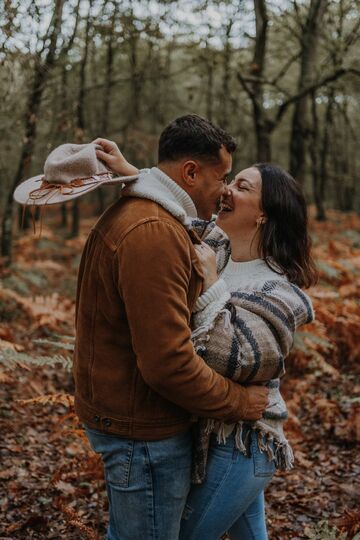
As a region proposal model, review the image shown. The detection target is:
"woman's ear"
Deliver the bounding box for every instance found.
[256,215,267,227]
[182,160,198,186]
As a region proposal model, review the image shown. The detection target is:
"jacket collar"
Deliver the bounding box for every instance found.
[124,167,197,228]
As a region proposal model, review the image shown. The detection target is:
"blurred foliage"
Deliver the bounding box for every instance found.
[0,0,359,220]
[0,209,359,537]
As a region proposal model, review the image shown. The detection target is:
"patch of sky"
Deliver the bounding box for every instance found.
[4,0,258,55]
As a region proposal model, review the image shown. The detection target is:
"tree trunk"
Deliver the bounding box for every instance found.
[316,88,335,219]
[57,1,81,226]
[76,1,92,137]
[289,0,328,184]
[128,23,141,121]
[221,22,233,130]
[337,106,353,212]
[101,1,117,136]
[254,121,272,163]
[71,199,80,237]
[205,46,214,122]
[253,0,271,163]
[61,204,68,228]
[309,90,325,220]
[0,0,65,262]
[71,0,93,237]
[97,1,117,216]
[252,0,271,162]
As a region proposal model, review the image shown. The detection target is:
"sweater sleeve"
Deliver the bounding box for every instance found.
[114,218,251,422]
[192,280,315,384]
[193,278,230,313]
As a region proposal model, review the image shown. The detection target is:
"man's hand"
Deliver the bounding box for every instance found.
[241,385,269,421]
[92,138,139,176]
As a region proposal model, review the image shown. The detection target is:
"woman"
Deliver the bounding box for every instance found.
[178,163,317,539]
[96,141,316,538]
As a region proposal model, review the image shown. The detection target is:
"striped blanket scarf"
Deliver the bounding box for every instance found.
[190,219,315,484]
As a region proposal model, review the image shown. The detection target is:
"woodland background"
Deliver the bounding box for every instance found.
[0,0,359,538]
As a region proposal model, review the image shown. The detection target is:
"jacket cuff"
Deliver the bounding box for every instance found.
[193,278,228,313]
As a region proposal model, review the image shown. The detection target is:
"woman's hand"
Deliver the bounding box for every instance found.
[92,138,139,176]
[194,242,218,292]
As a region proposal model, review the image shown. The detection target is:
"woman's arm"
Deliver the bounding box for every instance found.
[93,138,139,176]
[192,280,314,384]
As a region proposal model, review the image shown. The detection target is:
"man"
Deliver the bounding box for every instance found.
[73,114,268,539]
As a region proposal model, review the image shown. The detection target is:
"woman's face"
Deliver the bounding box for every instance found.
[216,166,263,236]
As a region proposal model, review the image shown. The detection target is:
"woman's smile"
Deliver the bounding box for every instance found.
[218,197,233,214]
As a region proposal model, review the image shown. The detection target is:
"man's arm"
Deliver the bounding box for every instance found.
[115,218,268,423]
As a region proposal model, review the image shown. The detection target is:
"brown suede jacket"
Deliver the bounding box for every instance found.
[73,196,250,439]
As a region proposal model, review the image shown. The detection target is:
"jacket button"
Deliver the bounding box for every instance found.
[103,418,112,427]
[93,415,100,423]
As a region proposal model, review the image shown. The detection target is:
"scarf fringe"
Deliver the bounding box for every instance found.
[220,308,232,331]
[204,418,216,434]
[191,323,213,343]
[204,419,294,471]
[192,306,232,346]
[234,421,247,454]
[274,439,295,470]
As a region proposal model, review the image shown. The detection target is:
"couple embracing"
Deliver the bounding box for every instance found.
[15,114,317,539]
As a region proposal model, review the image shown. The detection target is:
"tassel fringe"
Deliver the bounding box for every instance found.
[234,421,247,454]
[274,439,294,470]
[204,418,215,434]
[220,308,232,331]
[203,420,294,471]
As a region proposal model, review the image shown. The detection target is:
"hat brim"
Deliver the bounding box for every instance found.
[13,173,139,206]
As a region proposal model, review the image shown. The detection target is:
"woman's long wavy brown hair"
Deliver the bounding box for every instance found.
[253,163,318,289]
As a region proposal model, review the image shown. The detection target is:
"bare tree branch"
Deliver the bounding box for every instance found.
[236,71,256,102]
[270,50,302,85]
[275,67,359,124]
[292,0,305,32]
[334,100,358,141]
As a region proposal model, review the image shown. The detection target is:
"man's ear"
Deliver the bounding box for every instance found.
[182,160,199,187]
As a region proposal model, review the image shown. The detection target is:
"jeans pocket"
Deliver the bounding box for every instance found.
[252,437,276,478]
[85,426,135,489]
[104,440,134,488]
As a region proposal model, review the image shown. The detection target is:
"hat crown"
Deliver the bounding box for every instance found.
[44,143,108,184]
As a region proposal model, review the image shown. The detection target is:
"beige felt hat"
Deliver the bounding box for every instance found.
[13,143,138,206]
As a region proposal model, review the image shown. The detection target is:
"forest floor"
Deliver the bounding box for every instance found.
[0,207,359,540]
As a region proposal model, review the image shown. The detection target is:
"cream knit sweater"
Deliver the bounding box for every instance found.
[206,257,289,439]
[190,219,314,483]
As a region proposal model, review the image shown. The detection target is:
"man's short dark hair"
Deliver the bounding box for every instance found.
[158,114,237,163]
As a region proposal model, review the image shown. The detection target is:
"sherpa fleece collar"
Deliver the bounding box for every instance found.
[124,167,198,228]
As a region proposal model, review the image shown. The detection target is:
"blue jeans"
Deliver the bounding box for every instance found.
[179,430,275,540]
[85,426,192,540]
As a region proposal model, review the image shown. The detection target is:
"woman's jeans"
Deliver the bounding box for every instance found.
[179,430,275,540]
[85,426,192,540]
